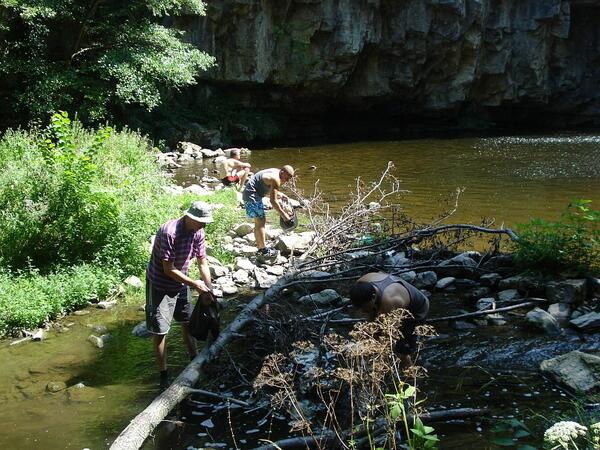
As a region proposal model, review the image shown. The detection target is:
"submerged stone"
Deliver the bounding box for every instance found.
[540,351,600,393]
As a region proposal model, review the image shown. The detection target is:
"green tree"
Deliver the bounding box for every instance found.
[0,0,214,125]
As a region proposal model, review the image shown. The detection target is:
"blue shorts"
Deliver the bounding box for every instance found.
[244,199,265,219]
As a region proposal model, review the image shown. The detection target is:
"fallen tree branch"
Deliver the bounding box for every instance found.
[185,388,250,407]
[251,407,489,449]
[110,276,293,450]
[426,300,545,323]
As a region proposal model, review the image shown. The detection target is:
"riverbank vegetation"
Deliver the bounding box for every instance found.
[0,112,239,336]
[513,199,599,275]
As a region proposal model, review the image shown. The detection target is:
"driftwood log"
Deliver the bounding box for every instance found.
[110,276,292,450]
[251,407,489,450]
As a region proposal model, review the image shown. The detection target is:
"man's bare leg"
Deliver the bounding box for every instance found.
[153,334,167,371]
[254,217,267,249]
[237,169,249,191]
[181,322,197,359]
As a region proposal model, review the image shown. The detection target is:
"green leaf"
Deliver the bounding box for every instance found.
[513,429,530,438]
[516,445,537,450]
[492,437,515,446]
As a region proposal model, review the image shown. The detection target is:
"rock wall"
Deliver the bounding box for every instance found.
[174,0,600,142]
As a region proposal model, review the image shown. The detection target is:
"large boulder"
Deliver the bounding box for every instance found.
[124,275,143,289]
[497,289,520,302]
[540,351,600,393]
[177,141,202,154]
[235,257,256,271]
[479,273,501,288]
[526,308,561,335]
[546,279,587,304]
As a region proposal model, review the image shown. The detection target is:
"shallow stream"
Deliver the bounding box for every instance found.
[1,134,599,449]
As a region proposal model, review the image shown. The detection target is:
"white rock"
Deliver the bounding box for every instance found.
[184,184,212,196]
[221,284,239,295]
[97,300,117,309]
[124,275,143,289]
[235,258,256,271]
[232,270,250,284]
[266,265,285,276]
[254,268,278,289]
[237,245,258,256]
[132,321,151,338]
[210,265,229,278]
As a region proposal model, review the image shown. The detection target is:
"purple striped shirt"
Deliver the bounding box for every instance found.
[146,217,206,293]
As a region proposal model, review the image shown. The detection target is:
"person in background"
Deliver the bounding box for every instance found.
[242,165,295,262]
[146,201,214,390]
[349,272,430,366]
[218,148,251,190]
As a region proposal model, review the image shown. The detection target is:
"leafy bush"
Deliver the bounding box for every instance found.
[513,200,599,274]
[0,112,201,335]
[0,265,119,336]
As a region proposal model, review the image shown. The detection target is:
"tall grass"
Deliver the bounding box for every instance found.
[0,112,201,335]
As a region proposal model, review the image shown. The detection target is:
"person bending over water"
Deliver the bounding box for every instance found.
[218,148,251,190]
[243,166,295,262]
[350,272,430,366]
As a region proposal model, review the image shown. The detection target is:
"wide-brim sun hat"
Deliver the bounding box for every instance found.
[186,201,214,223]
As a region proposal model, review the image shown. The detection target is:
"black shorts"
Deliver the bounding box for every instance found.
[145,280,192,335]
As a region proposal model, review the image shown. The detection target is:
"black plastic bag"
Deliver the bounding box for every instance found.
[189,291,220,341]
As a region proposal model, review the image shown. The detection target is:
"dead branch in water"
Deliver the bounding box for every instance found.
[426,299,547,323]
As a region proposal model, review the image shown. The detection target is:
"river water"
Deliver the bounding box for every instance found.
[1,134,599,449]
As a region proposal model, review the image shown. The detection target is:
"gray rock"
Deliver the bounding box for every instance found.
[183,184,212,196]
[540,351,600,393]
[398,271,417,284]
[479,273,502,288]
[414,271,437,289]
[437,253,478,277]
[384,252,410,268]
[235,257,256,271]
[341,250,375,261]
[487,314,508,326]
[221,283,239,295]
[177,141,202,154]
[570,312,600,332]
[497,289,520,302]
[589,277,600,298]
[234,223,254,237]
[232,269,250,285]
[132,321,151,338]
[498,274,545,295]
[46,381,67,393]
[526,308,561,335]
[436,277,455,289]
[97,300,117,309]
[546,279,588,304]
[67,384,102,403]
[124,275,143,289]
[210,265,229,278]
[482,255,514,270]
[276,232,315,254]
[254,268,278,289]
[266,265,285,276]
[88,333,112,348]
[476,297,496,311]
[547,303,572,324]
[31,329,44,341]
[92,324,108,334]
[237,244,258,256]
[298,289,341,306]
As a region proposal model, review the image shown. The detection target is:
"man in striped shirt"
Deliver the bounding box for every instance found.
[146,201,214,389]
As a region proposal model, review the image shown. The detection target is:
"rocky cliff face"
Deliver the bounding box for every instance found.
[175,0,600,143]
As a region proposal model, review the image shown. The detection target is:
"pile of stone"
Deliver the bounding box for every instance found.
[207,222,316,297]
[156,142,251,170]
